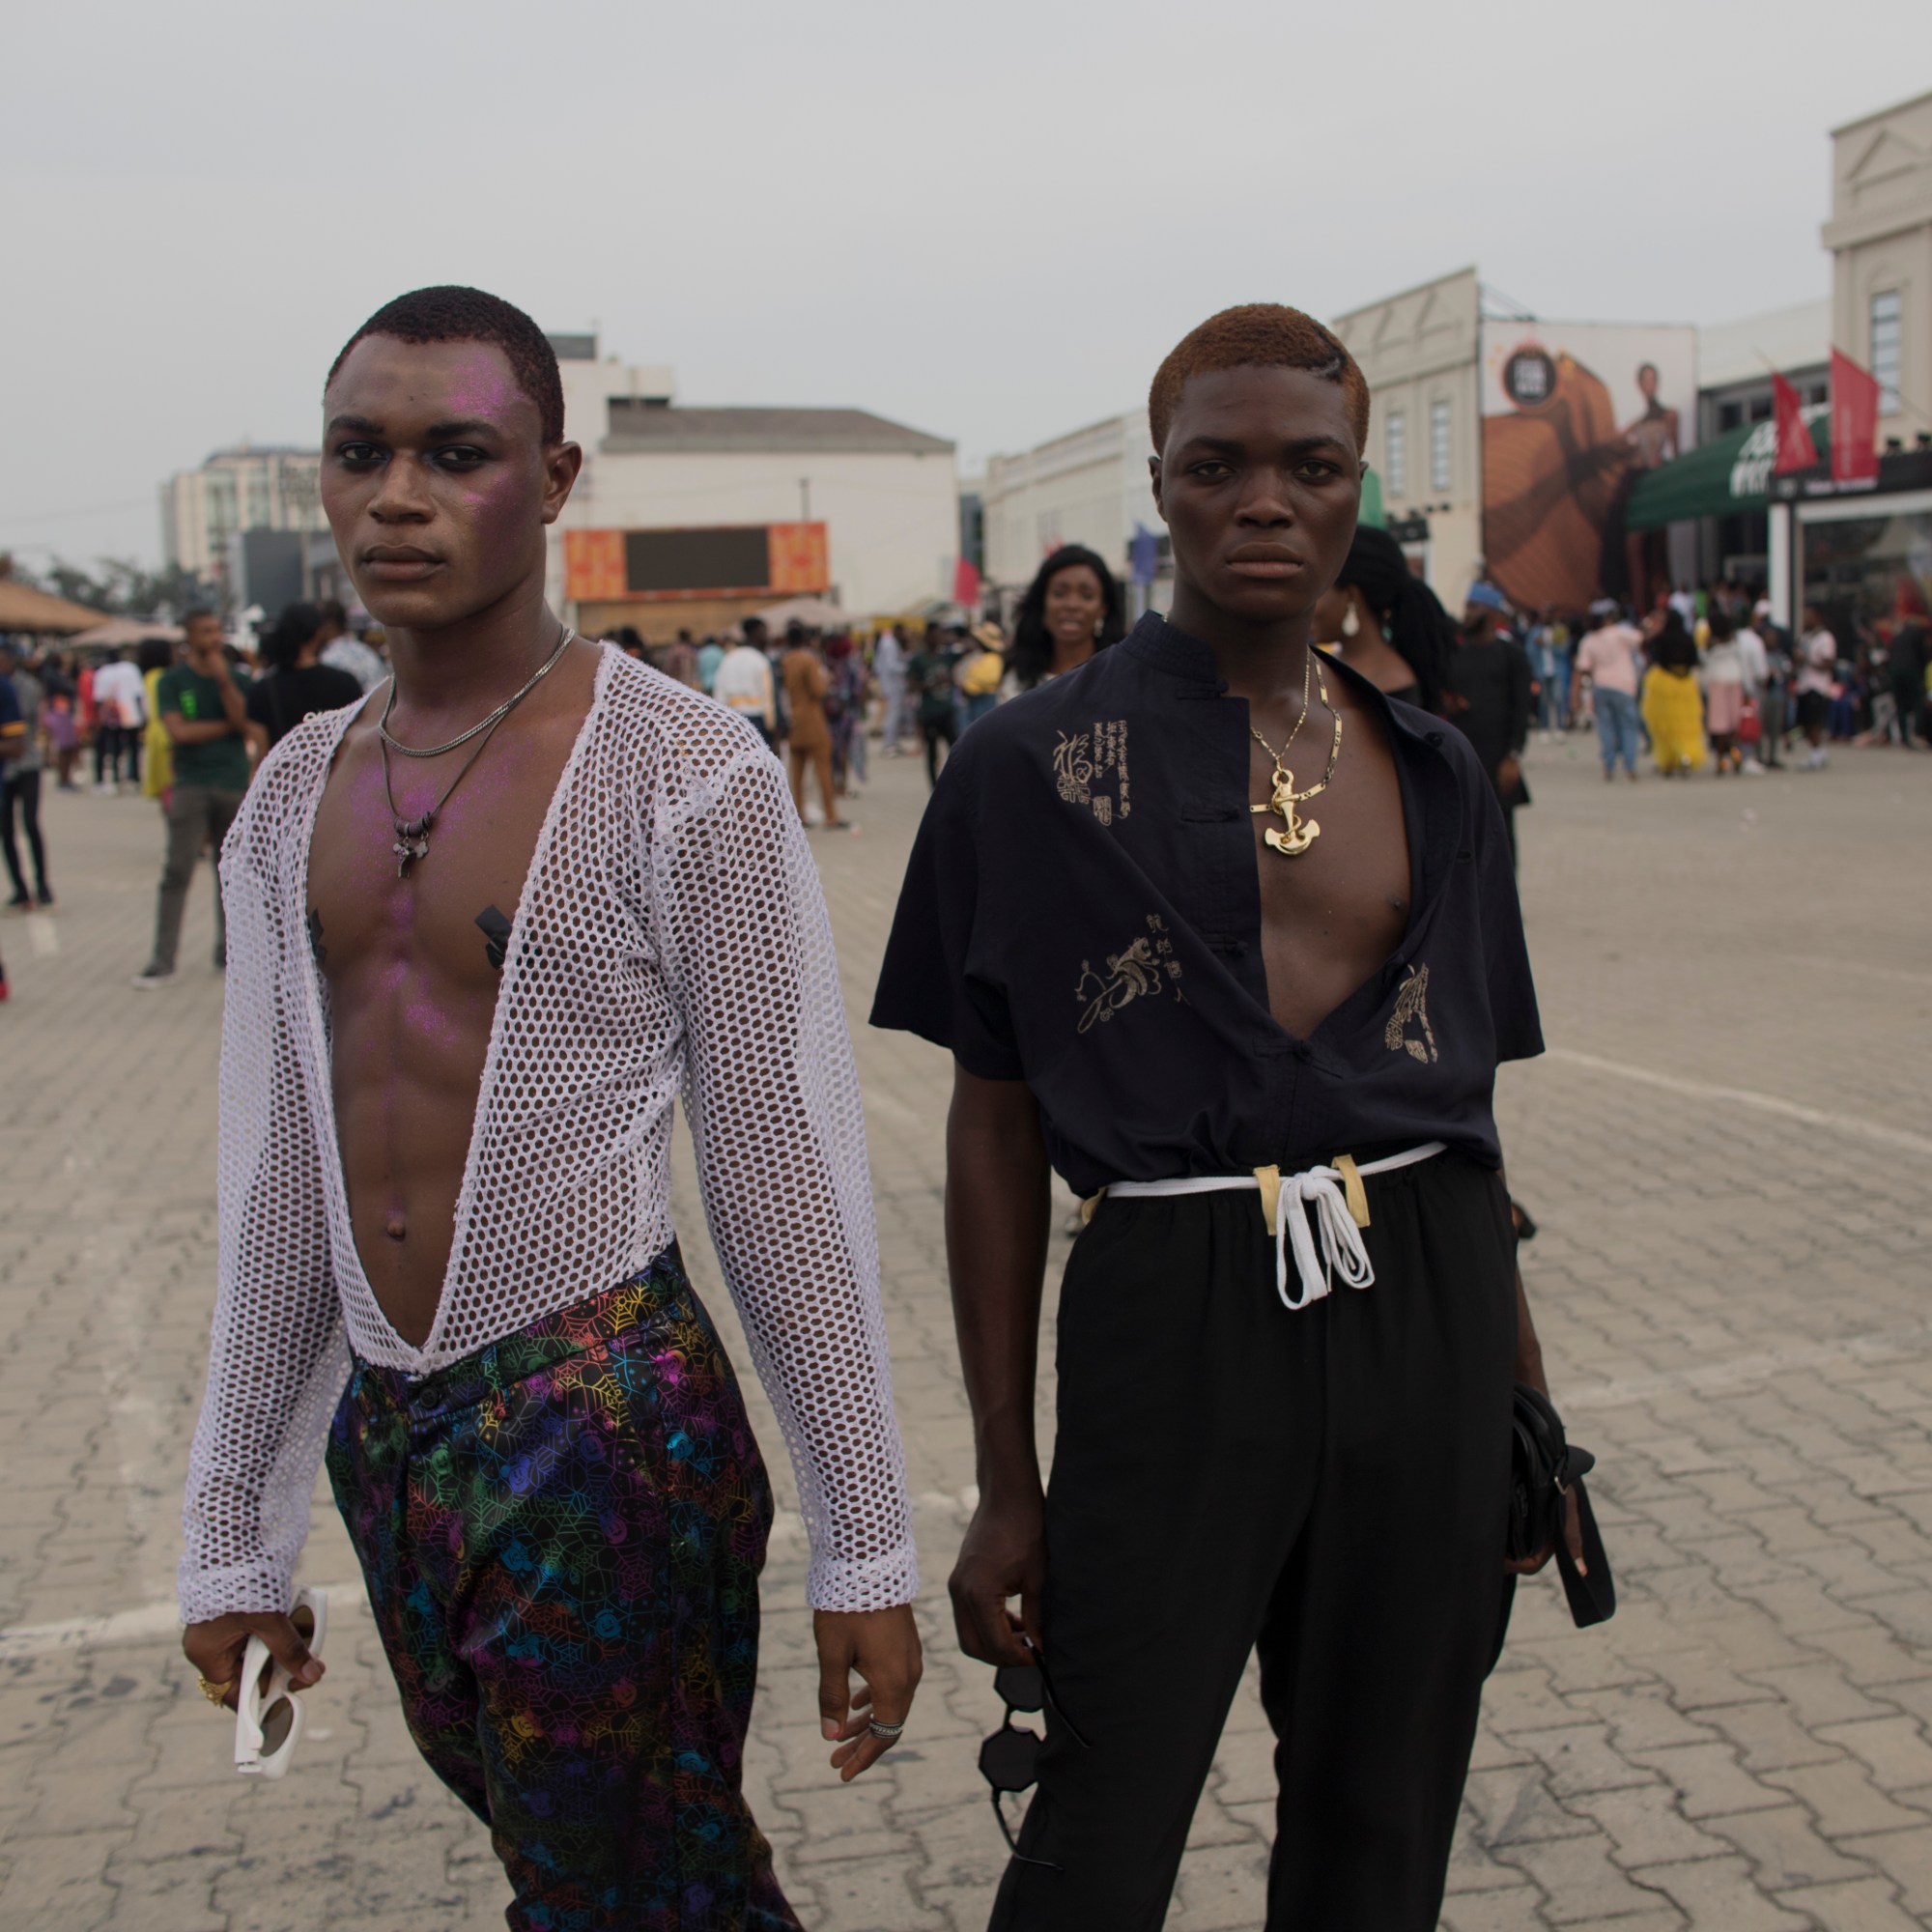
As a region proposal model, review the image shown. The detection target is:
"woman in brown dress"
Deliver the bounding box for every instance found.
[781,631,847,830]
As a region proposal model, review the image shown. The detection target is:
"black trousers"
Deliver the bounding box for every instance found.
[95,724,139,784]
[2,770,47,898]
[923,713,957,785]
[991,1152,1518,1932]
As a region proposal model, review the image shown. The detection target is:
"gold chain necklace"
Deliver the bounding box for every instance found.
[1249,649,1343,857]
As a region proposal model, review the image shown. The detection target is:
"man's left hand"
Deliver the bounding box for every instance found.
[1497,754,1523,799]
[813,1604,923,1782]
[1505,1487,1584,1577]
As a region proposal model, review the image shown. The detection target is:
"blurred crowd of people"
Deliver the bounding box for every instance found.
[593,541,1131,815]
[1513,578,1929,779]
[0,601,391,996]
[4,553,1922,1000]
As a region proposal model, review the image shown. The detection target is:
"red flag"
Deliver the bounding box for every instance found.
[1772,372,1818,474]
[1830,349,1881,485]
[952,555,981,608]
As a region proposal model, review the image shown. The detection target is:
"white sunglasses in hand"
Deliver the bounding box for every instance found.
[235,1587,327,1778]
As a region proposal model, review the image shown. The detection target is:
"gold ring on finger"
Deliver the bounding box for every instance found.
[197,1676,234,1708]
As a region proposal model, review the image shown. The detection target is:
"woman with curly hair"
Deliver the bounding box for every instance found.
[1004,544,1125,693]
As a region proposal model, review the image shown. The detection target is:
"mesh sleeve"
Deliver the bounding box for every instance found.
[655,746,917,1611]
[178,805,347,1624]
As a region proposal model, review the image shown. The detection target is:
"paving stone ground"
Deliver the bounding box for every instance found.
[1,729,1928,1932]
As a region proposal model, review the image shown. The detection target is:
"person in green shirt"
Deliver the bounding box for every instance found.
[132,611,253,987]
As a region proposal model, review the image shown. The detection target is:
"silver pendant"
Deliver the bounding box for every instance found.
[391,813,433,878]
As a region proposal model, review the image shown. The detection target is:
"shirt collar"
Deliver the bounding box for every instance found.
[1124,608,1465,898]
[1122,610,1442,754]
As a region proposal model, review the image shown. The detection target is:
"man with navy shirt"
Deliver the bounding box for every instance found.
[873,303,1576,1930]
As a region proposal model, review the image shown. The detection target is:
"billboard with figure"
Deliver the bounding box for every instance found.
[1481,322,1697,615]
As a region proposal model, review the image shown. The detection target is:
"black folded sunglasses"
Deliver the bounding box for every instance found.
[978,1642,1090,1871]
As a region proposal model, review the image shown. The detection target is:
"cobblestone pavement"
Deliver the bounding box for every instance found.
[2,731,1929,1932]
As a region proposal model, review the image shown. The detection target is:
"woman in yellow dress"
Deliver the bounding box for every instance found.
[1641,609,1705,776]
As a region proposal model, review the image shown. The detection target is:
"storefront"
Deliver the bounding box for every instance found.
[1624,407,1832,607]
[1772,449,1932,638]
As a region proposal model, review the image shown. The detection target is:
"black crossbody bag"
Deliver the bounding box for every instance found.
[1507,1382,1616,1628]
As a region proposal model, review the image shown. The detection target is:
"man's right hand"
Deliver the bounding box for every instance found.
[950,1488,1046,1666]
[182,1612,324,1711]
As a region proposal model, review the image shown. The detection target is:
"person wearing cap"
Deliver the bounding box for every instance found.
[1444,582,1534,864]
[956,621,1008,730]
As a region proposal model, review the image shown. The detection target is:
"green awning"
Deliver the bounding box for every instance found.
[1626,407,1830,529]
[1359,465,1385,528]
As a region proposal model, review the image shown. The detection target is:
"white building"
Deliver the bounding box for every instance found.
[980,410,1163,609]
[160,445,322,581]
[1696,298,1833,434]
[545,334,958,637]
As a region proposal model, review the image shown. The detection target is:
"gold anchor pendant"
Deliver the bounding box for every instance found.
[1251,767,1321,856]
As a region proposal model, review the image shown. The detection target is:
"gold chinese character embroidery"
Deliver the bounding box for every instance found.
[1052,721,1130,824]
[1053,730,1094,806]
[1075,914,1184,1035]
[1384,963,1438,1064]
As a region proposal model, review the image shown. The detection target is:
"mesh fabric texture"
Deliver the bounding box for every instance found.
[180,646,916,1621]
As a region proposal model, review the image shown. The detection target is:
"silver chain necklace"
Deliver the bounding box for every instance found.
[378,623,575,758]
[378,625,575,877]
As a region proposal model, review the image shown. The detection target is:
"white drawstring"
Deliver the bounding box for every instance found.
[1276,1165,1375,1311]
[1102,1143,1447,1311]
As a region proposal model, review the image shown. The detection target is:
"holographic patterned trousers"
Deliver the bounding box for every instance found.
[327,1244,803,1932]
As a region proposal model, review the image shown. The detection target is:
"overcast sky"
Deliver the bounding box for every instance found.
[2,0,1921,568]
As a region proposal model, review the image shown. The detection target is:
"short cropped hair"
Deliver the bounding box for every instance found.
[1150,303,1370,454]
[326,285,565,443]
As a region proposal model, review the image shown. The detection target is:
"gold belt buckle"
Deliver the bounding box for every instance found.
[1332,1153,1371,1228]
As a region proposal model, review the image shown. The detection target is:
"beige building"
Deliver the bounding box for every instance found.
[980,410,1161,609]
[1329,268,1484,603]
[1824,87,1932,440]
[159,445,322,581]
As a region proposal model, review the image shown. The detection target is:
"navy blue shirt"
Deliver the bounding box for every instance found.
[870,613,1543,1196]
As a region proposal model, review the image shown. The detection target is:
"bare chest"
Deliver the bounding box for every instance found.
[1247,708,1411,1037]
[306,716,580,1022]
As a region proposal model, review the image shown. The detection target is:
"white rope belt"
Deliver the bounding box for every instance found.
[1099,1143,1447,1312]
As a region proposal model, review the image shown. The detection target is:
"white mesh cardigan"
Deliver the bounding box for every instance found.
[179,645,916,1621]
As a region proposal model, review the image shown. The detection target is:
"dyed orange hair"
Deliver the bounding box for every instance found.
[1150,303,1370,454]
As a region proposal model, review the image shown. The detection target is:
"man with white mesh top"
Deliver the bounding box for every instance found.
[179,285,921,1930]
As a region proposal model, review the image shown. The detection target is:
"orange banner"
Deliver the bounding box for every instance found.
[564,529,627,602]
[768,523,829,593]
[566,524,829,600]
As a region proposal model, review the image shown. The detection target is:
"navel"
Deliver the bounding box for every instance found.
[384,1213,408,1243]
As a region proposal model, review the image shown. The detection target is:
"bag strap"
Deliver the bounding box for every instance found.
[1556,1479,1616,1628]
